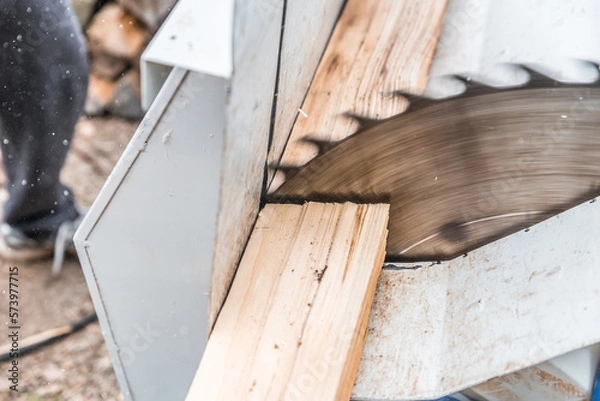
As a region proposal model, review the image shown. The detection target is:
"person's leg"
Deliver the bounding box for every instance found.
[0,0,88,242]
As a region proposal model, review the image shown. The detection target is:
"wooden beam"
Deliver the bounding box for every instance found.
[186,202,389,401]
[208,0,284,330]
[268,0,345,181]
[211,0,346,332]
[268,0,447,191]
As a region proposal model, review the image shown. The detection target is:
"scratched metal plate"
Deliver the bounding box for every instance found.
[352,198,600,400]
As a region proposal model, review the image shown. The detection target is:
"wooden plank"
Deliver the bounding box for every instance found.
[268,0,447,191]
[186,202,389,401]
[267,0,345,182]
[211,0,347,331]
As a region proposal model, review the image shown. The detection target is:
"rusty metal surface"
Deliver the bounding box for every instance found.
[351,198,600,400]
[463,344,600,401]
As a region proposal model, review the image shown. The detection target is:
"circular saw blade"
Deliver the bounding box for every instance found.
[271,83,600,261]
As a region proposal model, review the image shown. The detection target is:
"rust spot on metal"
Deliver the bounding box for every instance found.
[531,367,587,398]
[471,366,587,401]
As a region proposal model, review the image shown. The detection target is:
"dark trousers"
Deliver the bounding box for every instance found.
[0,0,88,240]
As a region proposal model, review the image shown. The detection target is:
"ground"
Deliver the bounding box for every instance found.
[0,117,138,401]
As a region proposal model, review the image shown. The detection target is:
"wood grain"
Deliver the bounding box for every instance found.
[268,0,447,191]
[186,202,389,401]
[267,0,345,183]
[209,0,284,330]
[210,0,347,331]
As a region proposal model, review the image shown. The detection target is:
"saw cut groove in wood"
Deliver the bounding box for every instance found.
[268,0,447,190]
[185,202,389,401]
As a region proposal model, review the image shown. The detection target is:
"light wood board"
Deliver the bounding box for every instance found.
[186,202,389,401]
[209,0,284,329]
[268,0,448,191]
[210,0,346,331]
[267,0,345,183]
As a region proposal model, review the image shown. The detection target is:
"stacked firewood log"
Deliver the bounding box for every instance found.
[75,0,177,120]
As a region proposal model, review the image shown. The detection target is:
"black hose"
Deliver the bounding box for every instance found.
[0,312,97,362]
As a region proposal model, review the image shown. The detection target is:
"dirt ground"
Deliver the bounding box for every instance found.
[0,116,138,401]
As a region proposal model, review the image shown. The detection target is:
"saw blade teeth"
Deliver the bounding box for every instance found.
[516,64,559,87]
[581,61,600,85]
[391,91,441,112]
[393,90,426,104]
[299,136,338,155]
[343,112,382,129]
[450,75,492,92]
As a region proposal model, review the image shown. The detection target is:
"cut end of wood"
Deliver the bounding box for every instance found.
[86,3,149,62]
[186,202,389,401]
[85,74,117,116]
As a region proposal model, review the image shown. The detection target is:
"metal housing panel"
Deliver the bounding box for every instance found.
[140,0,234,109]
[424,0,600,98]
[75,69,227,401]
[354,198,600,400]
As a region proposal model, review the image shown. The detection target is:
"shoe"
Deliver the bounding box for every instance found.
[0,210,86,276]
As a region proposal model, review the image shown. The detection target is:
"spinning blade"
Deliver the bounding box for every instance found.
[270,77,600,261]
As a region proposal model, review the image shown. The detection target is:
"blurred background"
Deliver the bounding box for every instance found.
[0,0,177,399]
[78,0,177,121]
